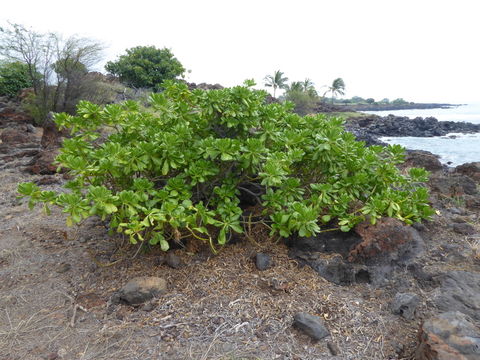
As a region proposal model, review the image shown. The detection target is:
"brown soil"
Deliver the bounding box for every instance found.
[1,155,479,360]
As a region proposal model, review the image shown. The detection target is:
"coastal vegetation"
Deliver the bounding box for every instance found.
[18,81,434,252]
[105,46,185,91]
[0,23,106,123]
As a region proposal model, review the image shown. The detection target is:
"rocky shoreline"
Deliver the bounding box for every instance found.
[345,102,460,112]
[345,113,480,147]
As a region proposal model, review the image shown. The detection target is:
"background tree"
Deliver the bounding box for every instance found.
[264,70,288,98]
[324,77,346,103]
[286,81,303,93]
[0,23,105,122]
[284,79,319,116]
[366,98,375,104]
[105,46,185,91]
[52,36,104,113]
[302,78,317,96]
[0,61,34,97]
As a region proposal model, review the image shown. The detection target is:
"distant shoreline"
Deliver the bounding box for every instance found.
[343,103,462,112]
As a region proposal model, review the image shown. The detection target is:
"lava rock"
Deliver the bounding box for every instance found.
[404,150,443,172]
[390,292,420,320]
[349,217,424,265]
[0,127,32,144]
[293,312,330,340]
[27,149,60,175]
[452,223,476,235]
[165,252,182,269]
[307,254,355,285]
[415,311,480,360]
[455,162,480,182]
[433,271,480,321]
[118,276,167,306]
[429,174,478,196]
[255,253,272,271]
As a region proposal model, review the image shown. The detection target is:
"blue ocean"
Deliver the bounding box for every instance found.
[364,104,480,166]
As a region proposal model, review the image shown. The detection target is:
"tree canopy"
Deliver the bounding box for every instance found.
[264,70,289,98]
[0,61,35,97]
[105,46,185,91]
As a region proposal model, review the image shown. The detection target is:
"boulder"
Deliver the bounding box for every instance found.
[433,271,480,321]
[118,276,167,306]
[455,162,480,182]
[255,253,272,271]
[429,174,478,196]
[415,311,480,360]
[293,312,330,340]
[390,292,420,320]
[404,150,443,172]
[349,217,424,264]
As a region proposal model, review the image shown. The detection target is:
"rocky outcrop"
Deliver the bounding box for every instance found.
[0,127,33,144]
[349,218,424,264]
[433,271,480,321]
[429,173,478,197]
[346,114,480,139]
[415,311,480,360]
[403,150,443,172]
[347,103,458,112]
[455,162,480,182]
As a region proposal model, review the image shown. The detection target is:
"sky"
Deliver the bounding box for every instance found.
[1,0,480,103]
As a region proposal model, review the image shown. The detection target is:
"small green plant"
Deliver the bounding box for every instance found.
[18,80,434,252]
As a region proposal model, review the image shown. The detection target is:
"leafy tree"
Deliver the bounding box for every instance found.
[285,89,317,116]
[105,46,185,91]
[351,96,365,104]
[0,23,104,122]
[366,98,375,104]
[0,61,34,97]
[52,37,104,113]
[19,81,434,253]
[324,78,346,103]
[379,98,390,104]
[264,70,288,98]
[392,98,407,105]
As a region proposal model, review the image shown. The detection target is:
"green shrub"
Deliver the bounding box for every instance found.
[105,46,185,91]
[0,61,33,97]
[18,80,434,252]
[284,89,318,116]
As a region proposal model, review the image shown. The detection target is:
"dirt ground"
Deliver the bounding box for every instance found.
[0,159,479,360]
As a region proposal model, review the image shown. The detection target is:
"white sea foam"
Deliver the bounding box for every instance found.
[367,104,480,166]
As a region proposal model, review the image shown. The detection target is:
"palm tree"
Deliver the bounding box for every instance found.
[286,81,304,93]
[264,70,289,98]
[324,78,345,103]
[302,78,317,96]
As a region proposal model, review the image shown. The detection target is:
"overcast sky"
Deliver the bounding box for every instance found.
[2,0,479,103]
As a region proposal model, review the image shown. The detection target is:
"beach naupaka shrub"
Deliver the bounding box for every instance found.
[18,80,434,252]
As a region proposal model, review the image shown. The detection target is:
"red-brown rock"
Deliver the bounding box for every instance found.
[0,128,32,144]
[27,149,59,175]
[348,218,417,263]
[40,117,62,149]
[415,311,480,360]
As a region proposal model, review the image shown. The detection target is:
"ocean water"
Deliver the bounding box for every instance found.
[364,103,480,166]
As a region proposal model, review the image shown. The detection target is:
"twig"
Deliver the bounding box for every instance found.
[70,304,88,327]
